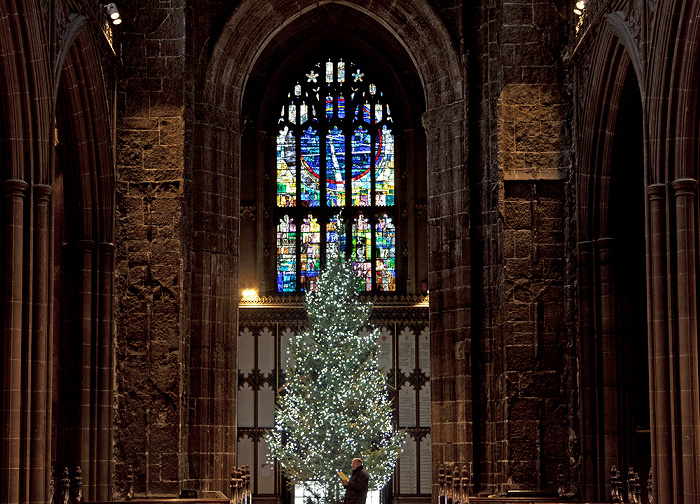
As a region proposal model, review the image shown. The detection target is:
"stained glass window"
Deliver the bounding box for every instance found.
[300,215,321,291]
[277,216,297,292]
[376,216,395,291]
[353,215,372,292]
[276,58,396,292]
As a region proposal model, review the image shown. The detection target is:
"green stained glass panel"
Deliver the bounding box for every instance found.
[300,215,320,291]
[326,214,346,258]
[353,215,372,292]
[376,215,395,291]
[277,127,296,207]
[375,126,395,206]
[277,215,297,292]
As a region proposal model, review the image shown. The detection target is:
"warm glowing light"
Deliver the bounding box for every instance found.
[576,1,585,8]
[242,289,258,300]
[112,17,122,25]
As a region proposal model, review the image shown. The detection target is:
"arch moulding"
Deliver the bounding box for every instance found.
[194,0,470,494]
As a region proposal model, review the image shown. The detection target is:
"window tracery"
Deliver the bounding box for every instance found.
[276,58,396,292]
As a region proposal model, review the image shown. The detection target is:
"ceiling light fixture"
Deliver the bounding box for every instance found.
[104,3,122,25]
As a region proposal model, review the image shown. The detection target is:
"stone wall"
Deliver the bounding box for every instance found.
[472,0,575,493]
[114,0,187,496]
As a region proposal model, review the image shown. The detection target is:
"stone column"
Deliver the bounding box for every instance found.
[597,237,621,479]
[57,239,95,494]
[670,178,700,503]
[422,101,470,492]
[578,240,601,499]
[1,178,28,504]
[95,242,115,499]
[30,184,53,504]
[646,183,671,504]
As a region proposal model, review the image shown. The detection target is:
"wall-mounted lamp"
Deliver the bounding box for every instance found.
[104,3,122,25]
[573,1,585,16]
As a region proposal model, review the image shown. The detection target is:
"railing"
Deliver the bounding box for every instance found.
[53,465,251,504]
[54,462,652,504]
[436,462,653,504]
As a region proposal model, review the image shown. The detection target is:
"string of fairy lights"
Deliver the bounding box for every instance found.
[265,254,404,503]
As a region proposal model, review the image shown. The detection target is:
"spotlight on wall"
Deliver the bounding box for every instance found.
[573,0,585,15]
[104,3,122,25]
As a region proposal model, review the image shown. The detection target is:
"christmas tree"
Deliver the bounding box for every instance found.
[265,253,404,504]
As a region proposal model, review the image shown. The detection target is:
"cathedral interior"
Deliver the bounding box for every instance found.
[1,0,699,503]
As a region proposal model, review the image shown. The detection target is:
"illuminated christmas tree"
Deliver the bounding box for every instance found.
[265,253,404,504]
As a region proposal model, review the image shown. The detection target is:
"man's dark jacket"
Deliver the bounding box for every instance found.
[343,465,369,504]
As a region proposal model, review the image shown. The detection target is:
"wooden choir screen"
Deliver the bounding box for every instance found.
[237,299,430,504]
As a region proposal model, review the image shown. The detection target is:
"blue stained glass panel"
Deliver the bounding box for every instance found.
[300,126,320,207]
[277,127,296,207]
[300,215,320,291]
[355,103,372,123]
[376,215,395,291]
[326,214,346,259]
[353,215,372,291]
[277,216,297,292]
[325,95,333,119]
[338,96,345,119]
[326,126,345,207]
[351,127,371,206]
[375,126,395,206]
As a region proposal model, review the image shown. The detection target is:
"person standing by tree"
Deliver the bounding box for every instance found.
[342,458,369,504]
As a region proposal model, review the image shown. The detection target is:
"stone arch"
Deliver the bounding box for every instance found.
[0,3,56,503]
[52,18,116,501]
[577,25,641,242]
[576,22,648,501]
[55,16,115,241]
[187,0,467,493]
[642,2,700,502]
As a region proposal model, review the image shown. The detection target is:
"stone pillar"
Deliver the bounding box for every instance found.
[95,242,115,499]
[30,184,53,504]
[422,101,470,493]
[597,237,621,480]
[578,240,601,499]
[646,183,672,504]
[1,178,28,504]
[670,178,700,503]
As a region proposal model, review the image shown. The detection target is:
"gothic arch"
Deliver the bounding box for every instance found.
[187,0,467,493]
[642,2,700,502]
[576,23,648,501]
[55,20,115,242]
[52,21,116,499]
[0,3,56,503]
[577,25,641,242]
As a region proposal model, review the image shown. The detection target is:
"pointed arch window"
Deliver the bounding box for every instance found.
[276,58,396,292]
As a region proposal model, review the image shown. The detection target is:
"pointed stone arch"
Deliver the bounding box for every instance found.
[52,18,116,500]
[575,22,647,501]
[187,0,468,493]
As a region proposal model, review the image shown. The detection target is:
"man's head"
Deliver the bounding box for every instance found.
[351,458,362,470]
